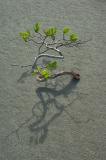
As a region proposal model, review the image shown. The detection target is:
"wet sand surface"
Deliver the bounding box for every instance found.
[0,0,106,159]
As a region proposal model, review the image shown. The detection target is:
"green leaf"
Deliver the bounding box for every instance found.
[40,69,50,79]
[31,66,41,76]
[63,27,70,34]
[51,27,57,34]
[46,61,57,69]
[19,31,30,42]
[33,22,40,33]
[44,27,57,36]
[44,28,49,36]
[36,66,41,72]
[70,33,77,41]
[44,74,49,79]
[32,68,38,76]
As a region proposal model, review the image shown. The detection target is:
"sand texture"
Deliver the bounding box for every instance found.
[0,0,106,160]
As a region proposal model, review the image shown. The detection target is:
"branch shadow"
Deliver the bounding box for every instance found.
[28,79,80,145]
[17,70,31,83]
[5,74,81,147]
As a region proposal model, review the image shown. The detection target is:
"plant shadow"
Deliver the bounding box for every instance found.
[17,70,31,83]
[6,74,80,145]
[28,78,80,145]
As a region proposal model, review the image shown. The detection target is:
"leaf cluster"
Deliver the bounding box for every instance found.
[33,22,40,33]
[19,31,30,42]
[32,61,57,79]
[46,61,57,69]
[62,26,77,41]
[63,27,70,34]
[19,22,78,43]
[44,27,57,37]
[70,33,77,41]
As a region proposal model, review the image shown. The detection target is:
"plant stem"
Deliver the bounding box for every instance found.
[36,71,80,82]
[32,53,64,71]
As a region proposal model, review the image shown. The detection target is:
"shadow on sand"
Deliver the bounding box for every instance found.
[28,79,79,145]
[6,72,80,145]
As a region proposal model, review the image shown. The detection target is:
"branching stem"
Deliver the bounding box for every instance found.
[32,53,64,71]
[17,26,91,81]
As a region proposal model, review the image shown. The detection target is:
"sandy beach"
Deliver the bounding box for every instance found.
[0,0,106,159]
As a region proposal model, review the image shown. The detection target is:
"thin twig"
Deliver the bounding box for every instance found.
[28,37,42,45]
[38,36,47,53]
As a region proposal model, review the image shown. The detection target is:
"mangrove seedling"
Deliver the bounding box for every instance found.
[18,22,90,82]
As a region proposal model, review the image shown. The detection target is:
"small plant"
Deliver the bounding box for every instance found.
[19,22,90,82]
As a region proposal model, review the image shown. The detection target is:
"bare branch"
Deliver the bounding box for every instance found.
[36,71,80,82]
[32,53,64,71]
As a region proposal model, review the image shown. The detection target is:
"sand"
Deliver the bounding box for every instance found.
[0,0,106,159]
